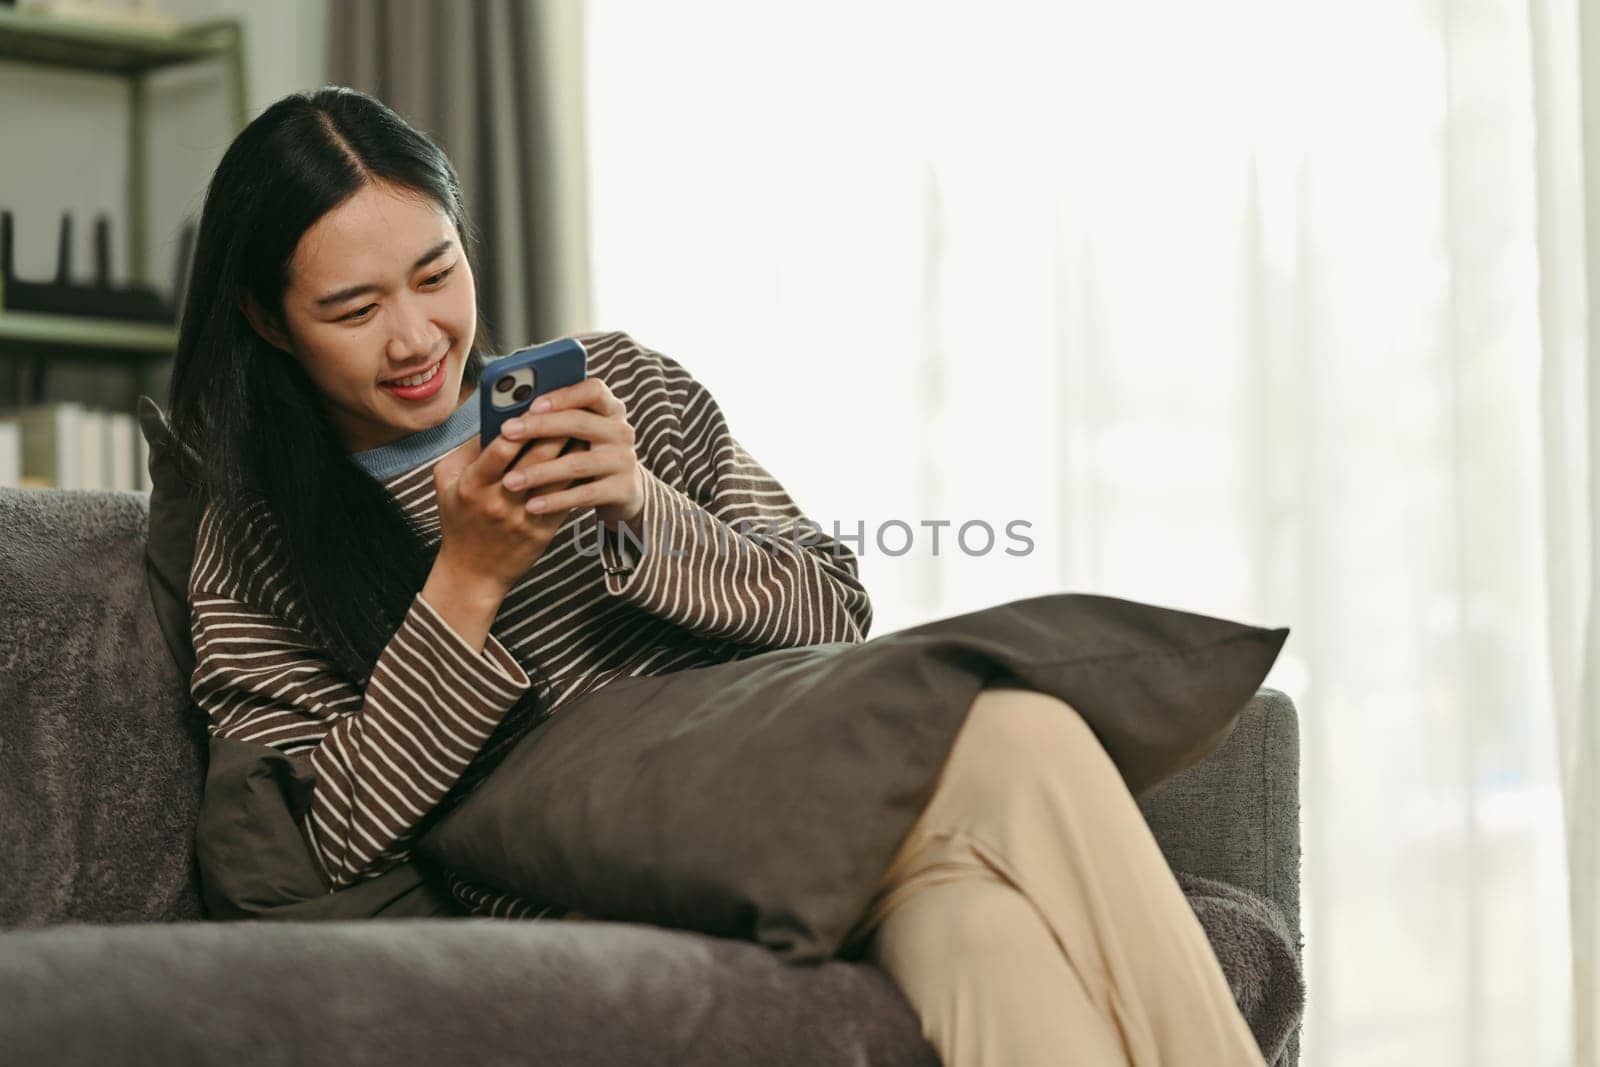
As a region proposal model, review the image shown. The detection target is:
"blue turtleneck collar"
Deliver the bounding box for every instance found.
[349,394,479,481]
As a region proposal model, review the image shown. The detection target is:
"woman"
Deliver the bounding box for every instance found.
[170,86,1267,1067]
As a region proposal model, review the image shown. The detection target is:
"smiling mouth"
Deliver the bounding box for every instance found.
[382,356,445,388]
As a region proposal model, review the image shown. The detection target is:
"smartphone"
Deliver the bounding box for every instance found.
[479,338,588,451]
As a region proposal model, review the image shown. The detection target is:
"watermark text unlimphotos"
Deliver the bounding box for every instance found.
[572,514,1035,559]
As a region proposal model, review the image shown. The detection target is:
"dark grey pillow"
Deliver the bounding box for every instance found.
[416,593,1289,965]
[135,395,203,683]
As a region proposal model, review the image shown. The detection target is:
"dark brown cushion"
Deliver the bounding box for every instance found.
[416,593,1289,964]
[136,395,203,683]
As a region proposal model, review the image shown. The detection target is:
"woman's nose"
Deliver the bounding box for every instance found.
[386,294,442,359]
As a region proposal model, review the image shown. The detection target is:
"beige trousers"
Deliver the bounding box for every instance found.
[836,686,1268,1067]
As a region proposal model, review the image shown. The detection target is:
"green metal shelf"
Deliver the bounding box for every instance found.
[0,310,175,356]
[0,11,247,290]
[0,9,238,75]
[0,9,245,378]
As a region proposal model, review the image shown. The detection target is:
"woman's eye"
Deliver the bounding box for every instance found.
[335,266,451,322]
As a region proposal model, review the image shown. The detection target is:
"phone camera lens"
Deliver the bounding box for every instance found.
[495,376,516,393]
[512,384,532,402]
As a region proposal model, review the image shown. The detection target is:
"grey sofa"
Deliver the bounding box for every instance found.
[0,486,1304,1066]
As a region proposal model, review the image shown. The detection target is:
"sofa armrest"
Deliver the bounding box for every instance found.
[1137,687,1304,1066]
[1137,687,1302,950]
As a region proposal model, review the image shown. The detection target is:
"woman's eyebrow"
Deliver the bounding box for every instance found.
[314,239,456,307]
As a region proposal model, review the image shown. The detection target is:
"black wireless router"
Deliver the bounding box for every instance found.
[0,210,177,323]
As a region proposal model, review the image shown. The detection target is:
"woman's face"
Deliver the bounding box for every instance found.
[245,180,478,453]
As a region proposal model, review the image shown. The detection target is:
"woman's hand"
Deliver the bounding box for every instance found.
[498,378,644,528]
[430,431,581,594]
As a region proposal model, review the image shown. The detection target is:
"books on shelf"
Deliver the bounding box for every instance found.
[0,420,17,489]
[0,400,152,492]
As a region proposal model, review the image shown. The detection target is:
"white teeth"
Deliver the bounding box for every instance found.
[387,360,441,388]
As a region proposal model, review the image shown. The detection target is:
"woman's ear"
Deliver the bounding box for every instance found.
[241,292,293,354]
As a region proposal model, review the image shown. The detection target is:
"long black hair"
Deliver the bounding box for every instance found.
[167,86,553,799]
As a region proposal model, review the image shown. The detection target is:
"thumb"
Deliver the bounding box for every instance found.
[433,436,480,491]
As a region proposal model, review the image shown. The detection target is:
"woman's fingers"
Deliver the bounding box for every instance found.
[533,377,627,420]
[521,474,620,515]
[502,409,624,447]
[516,435,574,470]
[503,441,602,493]
[457,429,538,495]
[432,435,478,491]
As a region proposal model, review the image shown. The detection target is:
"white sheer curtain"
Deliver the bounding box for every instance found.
[583,1,1589,1063]
[1533,1,1600,1065]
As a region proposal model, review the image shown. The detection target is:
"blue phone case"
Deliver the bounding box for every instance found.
[479,338,588,450]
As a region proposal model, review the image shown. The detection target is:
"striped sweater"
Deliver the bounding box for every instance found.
[188,329,873,917]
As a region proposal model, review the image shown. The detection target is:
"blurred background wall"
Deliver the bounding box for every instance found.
[328,0,590,352]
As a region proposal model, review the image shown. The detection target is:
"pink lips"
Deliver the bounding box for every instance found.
[380,355,446,401]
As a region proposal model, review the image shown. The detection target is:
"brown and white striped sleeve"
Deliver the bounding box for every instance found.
[592,332,873,647]
[443,870,565,919]
[188,505,532,890]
